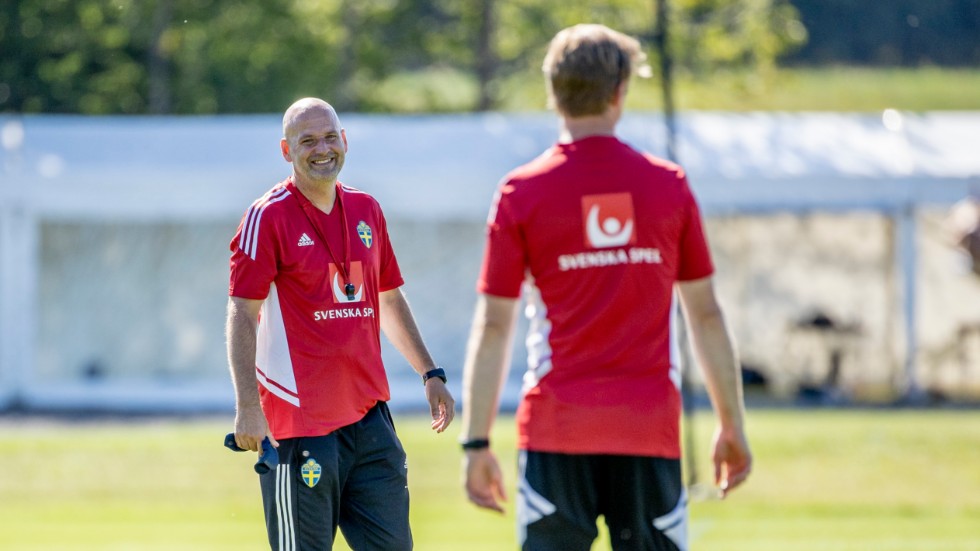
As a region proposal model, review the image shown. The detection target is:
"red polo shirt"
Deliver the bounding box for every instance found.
[230,178,403,439]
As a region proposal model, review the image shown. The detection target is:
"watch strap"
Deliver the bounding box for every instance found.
[421,367,447,385]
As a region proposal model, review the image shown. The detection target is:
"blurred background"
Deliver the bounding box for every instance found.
[1,0,980,413]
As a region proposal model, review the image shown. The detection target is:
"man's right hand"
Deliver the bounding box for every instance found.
[234,404,278,452]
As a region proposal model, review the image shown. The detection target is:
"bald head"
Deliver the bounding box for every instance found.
[279,97,348,191]
[283,98,340,139]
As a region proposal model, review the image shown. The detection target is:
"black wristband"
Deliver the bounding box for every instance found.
[460,438,490,450]
[421,367,447,385]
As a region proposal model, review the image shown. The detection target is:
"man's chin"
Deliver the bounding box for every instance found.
[298,168,342,184]
[314,163,343,178]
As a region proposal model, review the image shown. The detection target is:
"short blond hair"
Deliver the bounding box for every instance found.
[542,24,648,117]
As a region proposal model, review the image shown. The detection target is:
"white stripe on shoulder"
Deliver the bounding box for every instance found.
[239,187,291,261]
[340,184,366,194]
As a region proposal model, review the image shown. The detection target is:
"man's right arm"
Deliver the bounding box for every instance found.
[460,293,520,513]
[226,296,275,451]
[461,294,519,442]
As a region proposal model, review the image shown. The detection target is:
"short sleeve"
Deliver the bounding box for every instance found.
[477,184,527,298]
[376,208,404,292]
[228,209,278,300]
[675,180,715,282]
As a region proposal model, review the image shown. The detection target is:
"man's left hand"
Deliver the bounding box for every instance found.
[425,379,455,433]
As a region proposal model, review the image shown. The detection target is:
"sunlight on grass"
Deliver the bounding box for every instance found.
[1,409,978,550]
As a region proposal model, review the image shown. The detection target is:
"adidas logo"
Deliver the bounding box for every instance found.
[297,233,314,247]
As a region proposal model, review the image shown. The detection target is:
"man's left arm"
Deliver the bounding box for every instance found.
[378,287,455,432]
[677,276,752,497]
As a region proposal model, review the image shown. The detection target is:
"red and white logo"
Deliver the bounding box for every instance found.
[582,193,636,249]
[329,261,365,303]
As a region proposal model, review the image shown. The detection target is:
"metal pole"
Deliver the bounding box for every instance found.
[897,203,922,402]
[654,0,678,164]
[654,0,700,488]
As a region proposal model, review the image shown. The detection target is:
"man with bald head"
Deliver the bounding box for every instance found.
[227,98,454,550]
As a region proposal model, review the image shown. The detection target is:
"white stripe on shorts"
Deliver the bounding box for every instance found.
[653,487,688,551]
[276,464,296,551]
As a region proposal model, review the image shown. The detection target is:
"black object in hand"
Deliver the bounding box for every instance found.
[224,433,279,475]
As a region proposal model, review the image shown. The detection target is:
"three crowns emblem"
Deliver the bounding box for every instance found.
[301,458,321,488]
[357,221,373,248]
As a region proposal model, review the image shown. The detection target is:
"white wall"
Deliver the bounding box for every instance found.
[1,112,977,411]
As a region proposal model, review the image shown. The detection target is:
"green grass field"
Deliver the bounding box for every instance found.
[483,66,980,113]
[1,409,978,550]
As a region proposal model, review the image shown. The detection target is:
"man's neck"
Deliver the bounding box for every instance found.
[293,176,337,214]
[558,113,619,143]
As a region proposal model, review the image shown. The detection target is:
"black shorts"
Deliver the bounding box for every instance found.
[518,450,687,551]
[259,402,412,551]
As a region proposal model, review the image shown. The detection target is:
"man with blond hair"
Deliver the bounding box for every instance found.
[460,25,751,550]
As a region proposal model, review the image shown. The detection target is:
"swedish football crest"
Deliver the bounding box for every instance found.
[357,221,373,248]
[301,458,322,488]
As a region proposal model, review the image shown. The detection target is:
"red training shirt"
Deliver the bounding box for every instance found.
[478,136,714,458]
[229,178,403,439]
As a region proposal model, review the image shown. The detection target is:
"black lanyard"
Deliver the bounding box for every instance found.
[294,182,356,301]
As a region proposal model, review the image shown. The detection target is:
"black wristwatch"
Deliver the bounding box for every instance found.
[460,438,490,451]
[421,367,447,385]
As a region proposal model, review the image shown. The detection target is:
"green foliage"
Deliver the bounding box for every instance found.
[0,1,974,114]
[0,0,807,114]
[363,67,480,113]
[1,0,149,113]
[673,0,806,75]
[150,0,376,113]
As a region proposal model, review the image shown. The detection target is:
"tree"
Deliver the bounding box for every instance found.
[0,0,806,114]
[1,0,155,113]
[475,0,498,111]
[670,0,806,75]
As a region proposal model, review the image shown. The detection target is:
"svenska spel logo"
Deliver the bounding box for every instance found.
[328,261,364,303]
[581,193,636,249]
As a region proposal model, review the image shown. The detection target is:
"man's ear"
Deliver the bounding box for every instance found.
[280,138,292,162]
[613,81,629,108]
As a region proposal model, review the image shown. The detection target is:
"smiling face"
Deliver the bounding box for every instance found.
[281,99,348,189]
